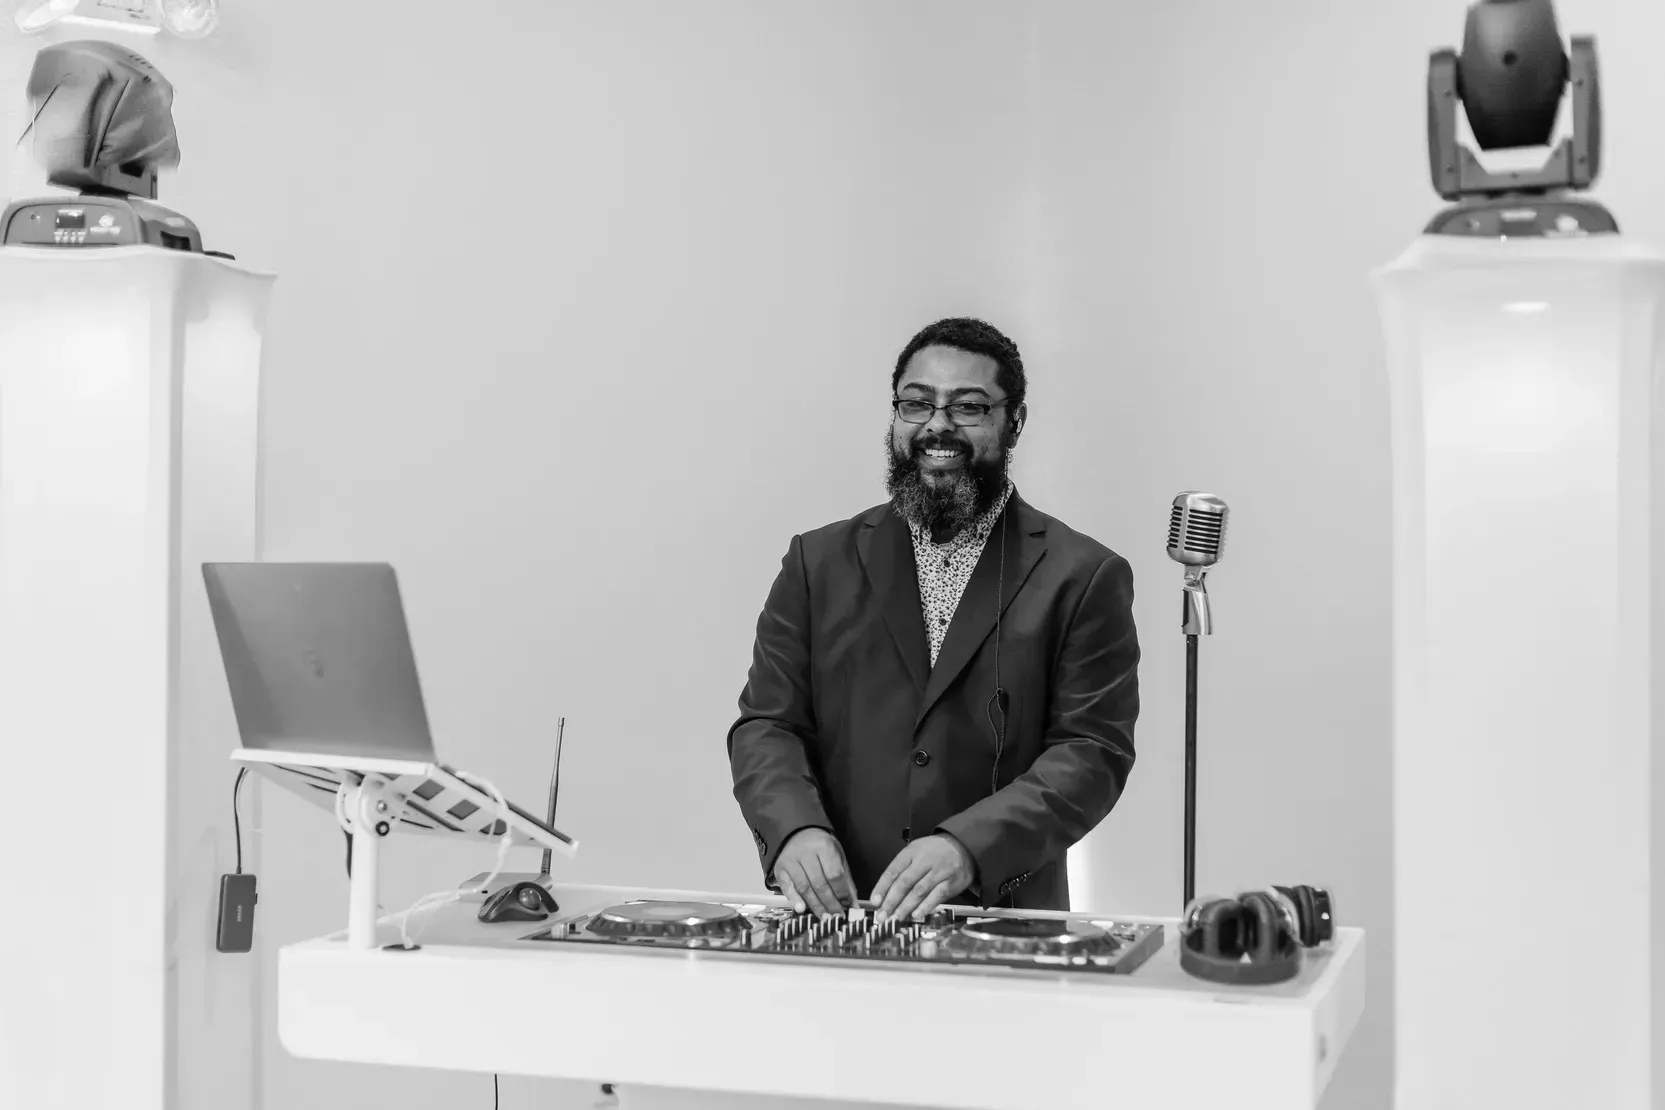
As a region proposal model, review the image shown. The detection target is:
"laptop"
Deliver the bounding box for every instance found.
[202,561,437,762]
[202,561,577,855]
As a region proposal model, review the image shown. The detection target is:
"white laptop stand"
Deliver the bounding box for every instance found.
[233,748,579,951]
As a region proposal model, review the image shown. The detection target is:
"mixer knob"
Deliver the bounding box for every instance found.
[925,910,953,928]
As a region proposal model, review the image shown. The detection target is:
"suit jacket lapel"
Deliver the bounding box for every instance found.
[915,493,1047,730]
[858,504,929,695]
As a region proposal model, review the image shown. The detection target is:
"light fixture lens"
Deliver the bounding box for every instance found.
[15,0,79,33]
[158,0,216,38]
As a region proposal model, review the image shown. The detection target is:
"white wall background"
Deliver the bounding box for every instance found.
[7,2,1665,1108]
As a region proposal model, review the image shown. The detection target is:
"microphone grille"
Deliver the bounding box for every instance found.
[1166,492,1229,566]
[1166,503,1185,549]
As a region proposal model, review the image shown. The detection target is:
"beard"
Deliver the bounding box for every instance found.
[884,424,1011,539]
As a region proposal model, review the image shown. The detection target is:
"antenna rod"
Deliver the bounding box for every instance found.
[539,717,565,877]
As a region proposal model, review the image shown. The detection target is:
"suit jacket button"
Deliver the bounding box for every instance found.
[912,750,931,767]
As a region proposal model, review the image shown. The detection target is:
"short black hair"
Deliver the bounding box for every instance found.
[891,317,1026,413]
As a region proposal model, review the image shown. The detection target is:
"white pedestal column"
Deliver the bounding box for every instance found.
[0,246,275,1110]
[1373,234,1665,1110]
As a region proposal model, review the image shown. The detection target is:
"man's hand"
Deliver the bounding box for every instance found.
[870,835,975,923]
[772,828,858,917]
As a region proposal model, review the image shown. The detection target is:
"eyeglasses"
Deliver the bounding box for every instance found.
[892,397,1009,427]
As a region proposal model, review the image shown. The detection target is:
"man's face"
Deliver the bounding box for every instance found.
[885,344,1022,537]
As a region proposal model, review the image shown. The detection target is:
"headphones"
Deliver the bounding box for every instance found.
[1179,884,1333,986]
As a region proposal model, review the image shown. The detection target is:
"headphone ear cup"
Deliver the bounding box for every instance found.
[1188,898,1246,960]
[1281,885,1318,947]
[1237,892,1291,963]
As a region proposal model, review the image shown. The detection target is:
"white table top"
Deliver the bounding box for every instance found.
[277,882,1366,1110]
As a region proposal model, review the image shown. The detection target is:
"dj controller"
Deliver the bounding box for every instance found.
[521,899,1166,976]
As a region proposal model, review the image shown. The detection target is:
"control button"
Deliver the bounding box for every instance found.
[912,750,931,767]
[902,826,911,843]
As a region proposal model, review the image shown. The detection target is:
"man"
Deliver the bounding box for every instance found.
[727,317,1140,923]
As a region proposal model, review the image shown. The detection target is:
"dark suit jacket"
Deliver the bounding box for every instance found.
[726,489,1140,911]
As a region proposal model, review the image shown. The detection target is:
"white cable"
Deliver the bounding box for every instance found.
[332,770,516,949]
[383,770,513,949]
[333,779,353,833]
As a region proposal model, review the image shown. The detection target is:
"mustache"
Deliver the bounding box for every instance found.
[914,437,968,453]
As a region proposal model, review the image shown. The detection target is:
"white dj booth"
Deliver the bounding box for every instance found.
[230,739,1363,1110]
[278,882,1365,1110]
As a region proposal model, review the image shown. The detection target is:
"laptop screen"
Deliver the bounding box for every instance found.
[203,562,441,763]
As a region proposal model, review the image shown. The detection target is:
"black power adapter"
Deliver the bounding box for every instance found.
[217,767,258,954]
[217,873,258,953]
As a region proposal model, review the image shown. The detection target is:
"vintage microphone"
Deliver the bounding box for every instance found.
[1167,492,1229,911]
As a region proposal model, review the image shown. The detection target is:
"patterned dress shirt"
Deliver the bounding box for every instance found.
[904,480,1015,667]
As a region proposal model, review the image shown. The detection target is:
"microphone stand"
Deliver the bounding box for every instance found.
[1181,567,1213,911]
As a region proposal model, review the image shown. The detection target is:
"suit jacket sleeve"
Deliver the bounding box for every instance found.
[727,533,834,883]
[936,554,1139,902]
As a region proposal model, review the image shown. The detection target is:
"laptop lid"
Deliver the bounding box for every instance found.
[202,562,439,762]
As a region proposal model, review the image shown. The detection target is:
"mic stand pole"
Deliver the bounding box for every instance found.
[1181,567,1213,912]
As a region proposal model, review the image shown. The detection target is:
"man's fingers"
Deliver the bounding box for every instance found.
[871,844,920,911]
[891,867,940,923]
[777,872,805,913]
[914,878,956,919]
[785,860,829,916]
[801,877,835,917]
[803,856,843,917]
[815,847,855,911]
[870,856,905,908]
[878,858,931,921]
[822,842,859,905]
